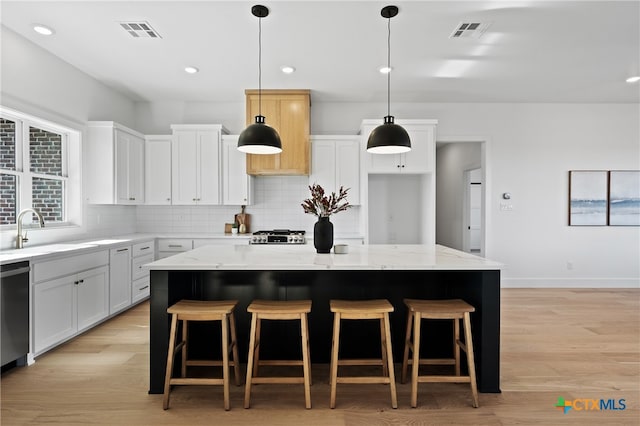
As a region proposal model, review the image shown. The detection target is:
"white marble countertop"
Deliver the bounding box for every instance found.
[0,234,156,264]
[147,244,503,271]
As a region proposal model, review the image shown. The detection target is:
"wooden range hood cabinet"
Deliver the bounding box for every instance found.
[244,89,310,175]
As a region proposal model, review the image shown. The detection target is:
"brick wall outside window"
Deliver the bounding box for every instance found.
[29,127,63,222]
[0,118,17,224]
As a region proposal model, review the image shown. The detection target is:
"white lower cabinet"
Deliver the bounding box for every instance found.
[33,265,109,355]
[131,241,154,302]
[109,247,132,314]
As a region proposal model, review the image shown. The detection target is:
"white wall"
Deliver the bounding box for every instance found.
[436,142,482,250]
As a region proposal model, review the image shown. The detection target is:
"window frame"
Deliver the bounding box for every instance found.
[0,106,80,231]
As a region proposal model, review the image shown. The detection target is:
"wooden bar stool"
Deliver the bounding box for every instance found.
[163,300,241,411]
[244,300,312,409]
[401,298,479,408]
[329,299,398,409]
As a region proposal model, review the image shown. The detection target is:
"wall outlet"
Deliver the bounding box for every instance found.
[566,261,573,270]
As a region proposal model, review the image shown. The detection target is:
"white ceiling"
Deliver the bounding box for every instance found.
[2,0,639,104]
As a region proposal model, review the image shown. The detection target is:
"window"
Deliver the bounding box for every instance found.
[1,111,71,226]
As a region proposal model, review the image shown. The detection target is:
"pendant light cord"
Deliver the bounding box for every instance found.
[258,15,262,118]
[387,15,391,118]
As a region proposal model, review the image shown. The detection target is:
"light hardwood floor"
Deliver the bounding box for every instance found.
[1,289,638,425]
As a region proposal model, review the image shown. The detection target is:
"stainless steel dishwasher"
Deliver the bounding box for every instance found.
[1,261,30,368]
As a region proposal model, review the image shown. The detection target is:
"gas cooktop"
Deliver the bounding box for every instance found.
[250,230,306,245]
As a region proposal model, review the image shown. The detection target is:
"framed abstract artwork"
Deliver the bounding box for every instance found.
[569,171,608,226]
[609,170,640,226]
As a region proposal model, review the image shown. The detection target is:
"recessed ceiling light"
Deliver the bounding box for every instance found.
[626,76,640,83]
[184,66,199,74]
[33,24,54,36]
[379,66,393,74]
[281,66,296,74]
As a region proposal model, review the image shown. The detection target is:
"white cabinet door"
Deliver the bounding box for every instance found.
[87,122,145,204]
[335,138,360,204]
[109,247,131,314]
[77,266,109,332]
[310,136,360,205]
[310,139,335,192]
[115,128,145,204]
[145,136,172,204]
[33,275,77,354]
[171,130,199,204]
[197,131,221,204]
[171,127,222,205]
[402,127,434,174]
[222,136,252,205]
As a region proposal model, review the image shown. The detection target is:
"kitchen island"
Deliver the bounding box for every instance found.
[147,244,502,394]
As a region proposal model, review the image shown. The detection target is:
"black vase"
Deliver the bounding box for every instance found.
[314,216,333,254]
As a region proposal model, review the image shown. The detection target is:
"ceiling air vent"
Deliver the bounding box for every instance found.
[450,22,491,39]
[119,21,162,38]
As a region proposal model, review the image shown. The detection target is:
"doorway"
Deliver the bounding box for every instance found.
[435,138,488,257]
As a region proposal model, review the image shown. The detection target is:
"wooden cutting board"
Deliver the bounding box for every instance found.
[234,207,251,233]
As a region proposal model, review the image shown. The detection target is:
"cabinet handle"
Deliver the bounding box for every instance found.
[166,198,171,201]
[117,248,129,252]
[74,280,79,285]
[79,279,84,284]
[139,246,150,251]
[397,165,401,168]
[129,197,135,201]
[139,285,149,291]
[401,165,405,168]
[168,245,183,248]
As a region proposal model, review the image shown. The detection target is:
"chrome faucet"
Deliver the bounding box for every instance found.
[16,208,45,249]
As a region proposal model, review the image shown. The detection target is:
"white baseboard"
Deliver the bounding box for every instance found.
[501,278,640,288]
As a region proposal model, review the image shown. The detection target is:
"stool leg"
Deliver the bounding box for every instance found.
[454,317,461,376]
[382,312,398,409]
[163,313,179,410]
[380,317,389,377]
[329,312,341,409]
[253,318,262,377]
[244,313,258,409]
[300,313,312,409]
[463,312,479,408]
[229,311,241,386]
[221,314,230,411]
[181,319,188,378]
[401,310,413,384]
[410,312,422,408]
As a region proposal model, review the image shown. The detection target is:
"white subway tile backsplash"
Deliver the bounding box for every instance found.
[132,176,361,236]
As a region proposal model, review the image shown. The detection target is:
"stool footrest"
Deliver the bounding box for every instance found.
[337,377,392,384]
[186,360,238,367]
[257,360,305,367]
[337,359,384,366]
[417,375,472,383]
[170,378,225,386]
[407,358,456,366]
[251,377,305,385]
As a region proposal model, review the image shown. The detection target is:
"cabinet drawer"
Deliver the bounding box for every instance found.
[132,277,150,303]
[157,239,193,252]
[132,241,155,257]
[33,250,109,283]
[132,254,154,281]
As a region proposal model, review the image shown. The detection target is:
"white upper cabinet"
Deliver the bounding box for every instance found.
[170,125,227,205]
[310,136,360,205]
[360,119,437,174]
[86,122,145,204]
[145,135,172,205]
[222,135,253,205]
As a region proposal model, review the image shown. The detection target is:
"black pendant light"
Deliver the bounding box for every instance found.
[238,5,282,154]
[367,5,411,154]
